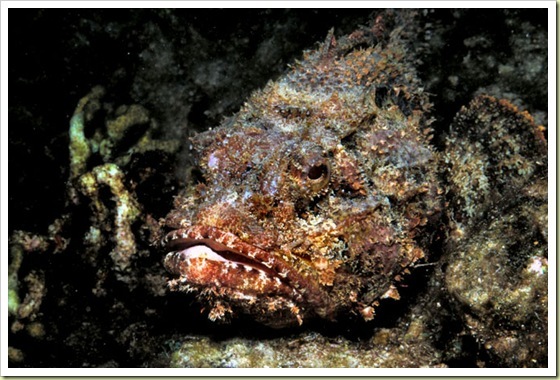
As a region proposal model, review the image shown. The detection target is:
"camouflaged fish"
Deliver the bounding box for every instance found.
[163,14,444,327]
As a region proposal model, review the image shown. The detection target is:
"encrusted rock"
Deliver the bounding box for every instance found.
[444,95,548,367]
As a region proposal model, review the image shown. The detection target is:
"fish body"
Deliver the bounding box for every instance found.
[163,16,443,327]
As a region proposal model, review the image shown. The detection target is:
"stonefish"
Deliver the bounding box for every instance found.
[163,16,445,327]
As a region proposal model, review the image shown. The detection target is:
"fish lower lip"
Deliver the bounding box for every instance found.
[163,227,306,310]
[162,226,331,313]
[165,235,277,276]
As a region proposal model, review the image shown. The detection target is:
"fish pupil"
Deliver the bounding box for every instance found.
[307,164,328,180]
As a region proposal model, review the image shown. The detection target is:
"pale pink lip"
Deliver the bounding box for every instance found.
[164,233,278,277]
[163,226,305,310]
[163,226,331,311]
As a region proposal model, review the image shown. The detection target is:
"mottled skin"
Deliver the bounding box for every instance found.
[164,17,444,327]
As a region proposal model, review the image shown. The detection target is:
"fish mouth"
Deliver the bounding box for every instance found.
[166,239,277,277]
[162,226,303,300]
[163,225,334,324]
[163,226,290,280]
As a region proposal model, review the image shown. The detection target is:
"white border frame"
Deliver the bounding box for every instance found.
[1,1,556,376]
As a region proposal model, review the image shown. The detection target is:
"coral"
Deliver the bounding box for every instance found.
[77,163,141,272]
[68,86,105,180]
[8,244,23,317]
[9,83,181,365]
[66,87,181,278]
[8,231,49,321]
[69,86,180,181]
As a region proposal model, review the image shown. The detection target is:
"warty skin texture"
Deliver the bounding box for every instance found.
[163,15,444,328]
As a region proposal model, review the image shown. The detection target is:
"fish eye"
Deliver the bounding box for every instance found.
[307,163,329,180]
[300,159,330,197]
[288,142,331,198]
